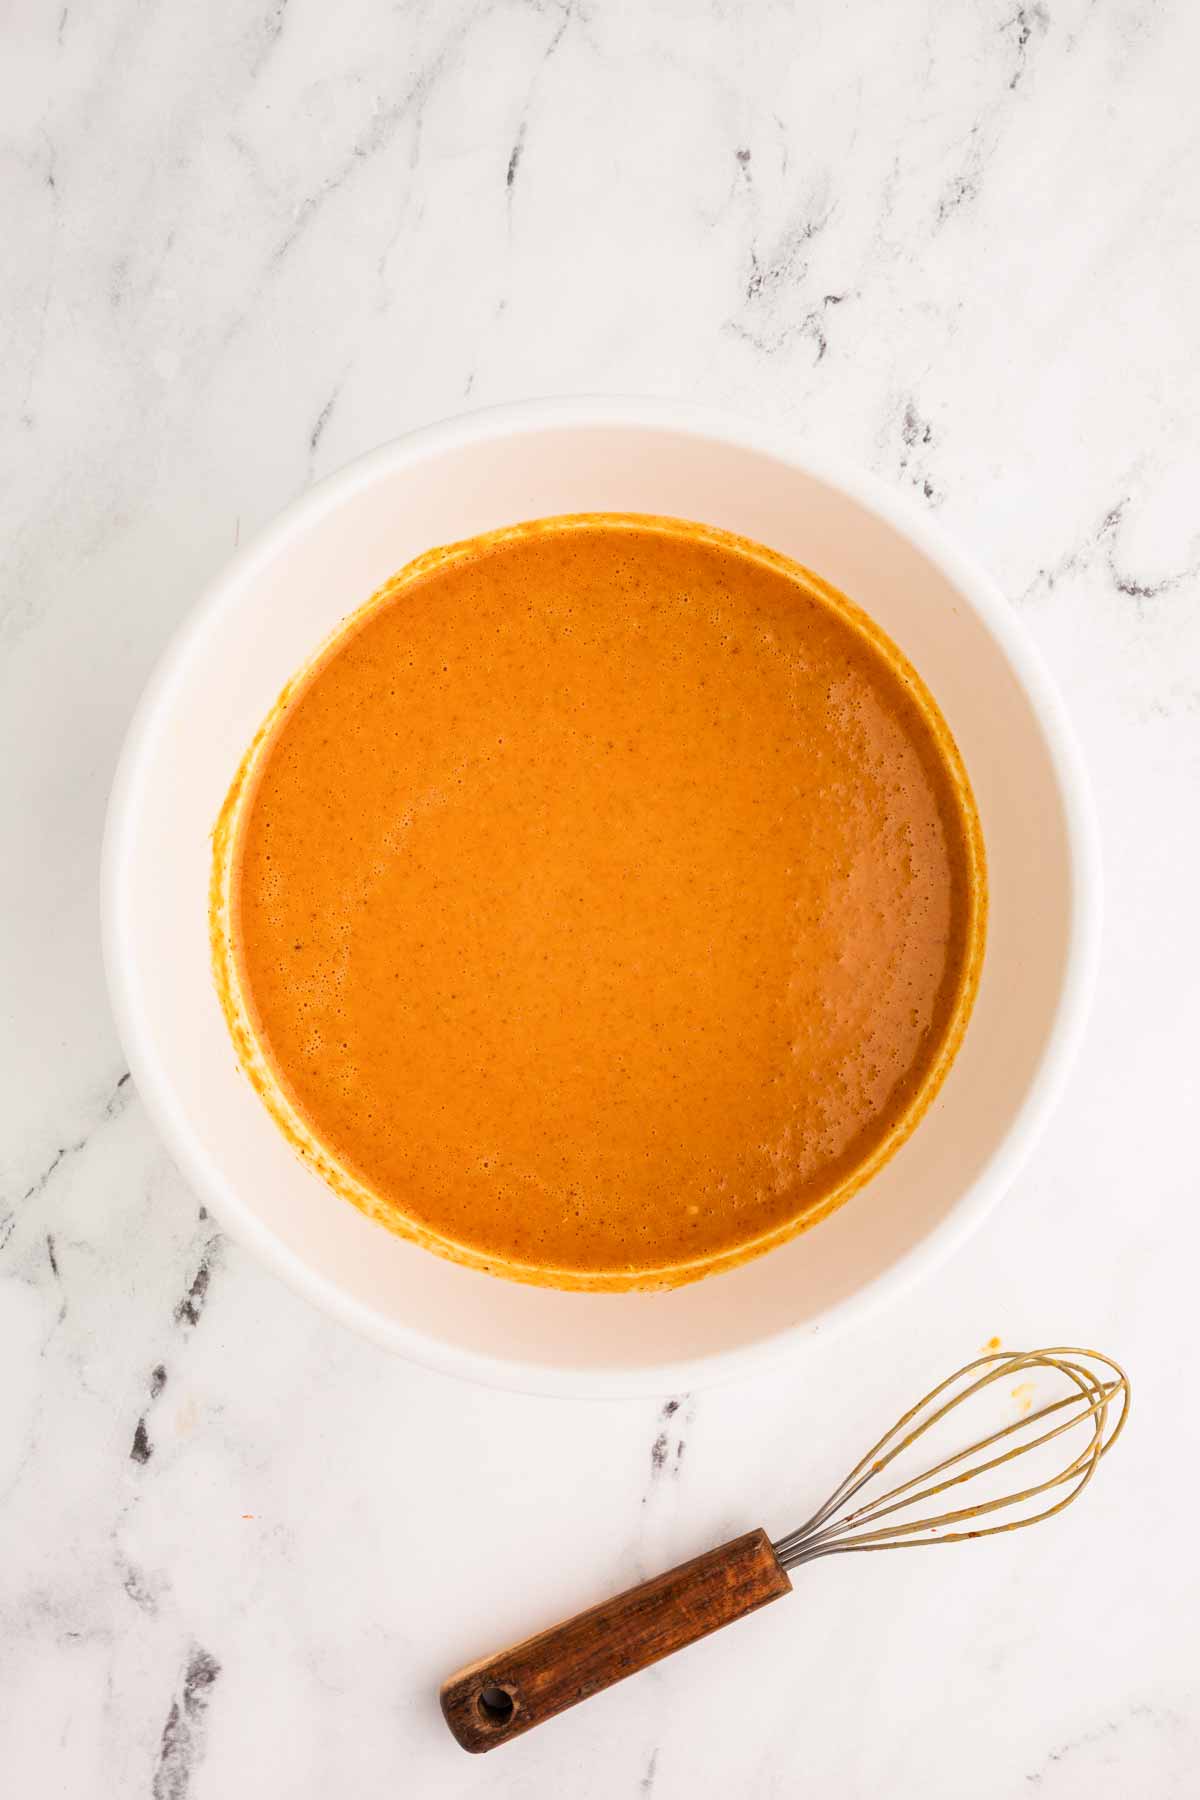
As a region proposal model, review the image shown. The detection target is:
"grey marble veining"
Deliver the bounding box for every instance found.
[3,1,1200,1794]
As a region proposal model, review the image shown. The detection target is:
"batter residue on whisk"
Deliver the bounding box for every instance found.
[213,513,985,1290]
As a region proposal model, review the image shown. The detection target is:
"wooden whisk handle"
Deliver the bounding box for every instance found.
[439,1528,791,1753]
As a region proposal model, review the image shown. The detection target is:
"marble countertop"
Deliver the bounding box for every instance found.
[4,1,1199,1793]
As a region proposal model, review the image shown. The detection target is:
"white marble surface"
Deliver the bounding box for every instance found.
[3,0,1199,1793]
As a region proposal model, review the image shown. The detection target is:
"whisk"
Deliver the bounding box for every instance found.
[441,1346,1129,1752]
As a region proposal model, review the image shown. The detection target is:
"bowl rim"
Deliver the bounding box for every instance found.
[101,395,1101,1396]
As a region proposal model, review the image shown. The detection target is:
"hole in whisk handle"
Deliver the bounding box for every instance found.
[475,1683,517,1728]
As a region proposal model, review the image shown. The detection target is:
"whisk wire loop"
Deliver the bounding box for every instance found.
[772,1348,1129,1571]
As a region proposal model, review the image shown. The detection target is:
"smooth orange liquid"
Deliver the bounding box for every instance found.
[220,515,984,1288]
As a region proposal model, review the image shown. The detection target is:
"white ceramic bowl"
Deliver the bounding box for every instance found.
[102,398,1099,1396]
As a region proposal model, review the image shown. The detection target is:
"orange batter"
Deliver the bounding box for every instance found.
[213,515,985,1290]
